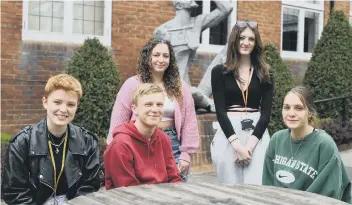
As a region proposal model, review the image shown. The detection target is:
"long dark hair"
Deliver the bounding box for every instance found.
[225,22,270,83]
[137,38,183,103]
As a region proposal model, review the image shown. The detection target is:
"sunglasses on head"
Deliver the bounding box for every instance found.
[236,20,258,28]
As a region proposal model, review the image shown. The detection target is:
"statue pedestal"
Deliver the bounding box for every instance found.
[190,113,218,173]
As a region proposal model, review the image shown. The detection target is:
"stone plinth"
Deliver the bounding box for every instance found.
[190,113,217,173]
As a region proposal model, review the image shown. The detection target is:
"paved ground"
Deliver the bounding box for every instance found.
[189,149,352,184]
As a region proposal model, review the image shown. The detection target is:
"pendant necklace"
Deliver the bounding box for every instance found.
[48,133,66,154]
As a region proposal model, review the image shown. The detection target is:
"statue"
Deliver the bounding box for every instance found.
[153,0,233,112]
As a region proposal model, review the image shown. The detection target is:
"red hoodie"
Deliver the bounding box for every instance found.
[104,121,182,190]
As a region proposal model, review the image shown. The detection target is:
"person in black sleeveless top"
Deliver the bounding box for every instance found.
[2,74,100,205]
[210,20,274,185]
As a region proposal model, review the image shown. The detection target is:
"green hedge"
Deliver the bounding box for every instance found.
[264,44,294,134]
[303,10,352,119]
[67,38,120,138]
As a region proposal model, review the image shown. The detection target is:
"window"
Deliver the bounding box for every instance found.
[192,0,237,53]
[281,0,324,60]
[350,0,352,25]
[23,0,112,46]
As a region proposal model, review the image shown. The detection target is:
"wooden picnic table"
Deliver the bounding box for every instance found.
[64,182,348,205]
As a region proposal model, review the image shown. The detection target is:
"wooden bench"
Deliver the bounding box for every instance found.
[64,182,348,205]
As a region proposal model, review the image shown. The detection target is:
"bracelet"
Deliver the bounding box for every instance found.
[229,137,239,143]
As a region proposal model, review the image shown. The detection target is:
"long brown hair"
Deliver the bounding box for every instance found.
[225,21,270,83]
[137,38,183,103]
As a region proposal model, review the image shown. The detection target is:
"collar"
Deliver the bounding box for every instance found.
[29,120,86,155]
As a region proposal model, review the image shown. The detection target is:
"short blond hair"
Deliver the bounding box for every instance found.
[132,83,163,105]
[44,74,82,100]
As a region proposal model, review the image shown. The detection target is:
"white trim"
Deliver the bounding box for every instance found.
[197,0,237,54]
[280,3,324,61]
[22,0,112,46]
[282,0,324,11]
[350,0,352,25]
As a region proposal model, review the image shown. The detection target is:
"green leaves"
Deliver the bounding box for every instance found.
[264,44,294,134]
[66,38,120,138]
[303,10,352,119]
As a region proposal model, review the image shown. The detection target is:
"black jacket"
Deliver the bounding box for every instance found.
[2,120,101,205]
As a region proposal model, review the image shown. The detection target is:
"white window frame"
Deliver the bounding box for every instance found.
[281,0,324,61]
[197,0,237,54]
[350,0,352,25]
[22,0,112,46]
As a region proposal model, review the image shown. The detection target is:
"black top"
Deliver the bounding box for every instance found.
[48,132,68,196]
[211,64,274,139]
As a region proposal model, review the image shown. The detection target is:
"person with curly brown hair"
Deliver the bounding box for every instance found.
[106,38,199,180]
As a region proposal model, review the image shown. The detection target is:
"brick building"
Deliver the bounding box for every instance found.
[1,1,352,171]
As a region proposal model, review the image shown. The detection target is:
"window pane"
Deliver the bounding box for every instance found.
[209,1,228,45]
[84,5,94,21]
[302,0,319,4]
[73,4,84,19]
[40,16,52,32]
[84,21,94,34]
[282,7,299,51]
[53,2,64,18]
[53,17,63,32]
[40,1,53,17]
[304,11,319,53]
[84,1,95,6]
[28,15,40,30]
[95,1,104,7]
[95,7,104,22]
[73,20,83,34]
[73,1,105,35]
[191,1,203,17]
[191,1,203,43]
[29,1,40,15]
[95,22,104,35]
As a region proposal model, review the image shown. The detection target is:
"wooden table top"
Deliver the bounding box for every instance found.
[64,182,348,205]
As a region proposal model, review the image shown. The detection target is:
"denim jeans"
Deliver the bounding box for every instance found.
[161,127,181,163]
[162,127,188,182]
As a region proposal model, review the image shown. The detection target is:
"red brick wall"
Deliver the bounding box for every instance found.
[111,1,174,81]
[324,1,351,24]
[237,1,282,51]
[1,1,175,135]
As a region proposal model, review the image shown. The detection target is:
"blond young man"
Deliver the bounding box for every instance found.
[2,74,101,205]
[104,83,182,189]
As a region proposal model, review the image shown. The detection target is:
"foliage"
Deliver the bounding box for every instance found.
[264,44,294,134]
[303,10,352,119]
[67,38,120,138]
[1,133,11,143]
[320,119,352,146]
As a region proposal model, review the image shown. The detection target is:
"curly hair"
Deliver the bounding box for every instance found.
[137,38,183,103]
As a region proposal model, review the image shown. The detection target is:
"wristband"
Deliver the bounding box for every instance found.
[229,137,239,143]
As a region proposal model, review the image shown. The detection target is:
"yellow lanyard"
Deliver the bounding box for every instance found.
[239,69,253,115]
[48,129,68,193]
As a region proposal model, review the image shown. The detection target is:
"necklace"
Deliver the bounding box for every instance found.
[290,138,305,160]
[48,132,66,154]
[289,128,315,160]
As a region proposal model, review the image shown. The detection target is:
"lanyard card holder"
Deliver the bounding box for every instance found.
[241,118,254,131]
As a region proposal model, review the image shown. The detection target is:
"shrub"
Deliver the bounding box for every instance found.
[264,44,294,134]
[303,10,352,119]
[1,133,11,199]
[319,119,352,146]
[67,38,120,138]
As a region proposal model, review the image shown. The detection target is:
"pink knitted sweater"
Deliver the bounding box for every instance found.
[106,76,199,163]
